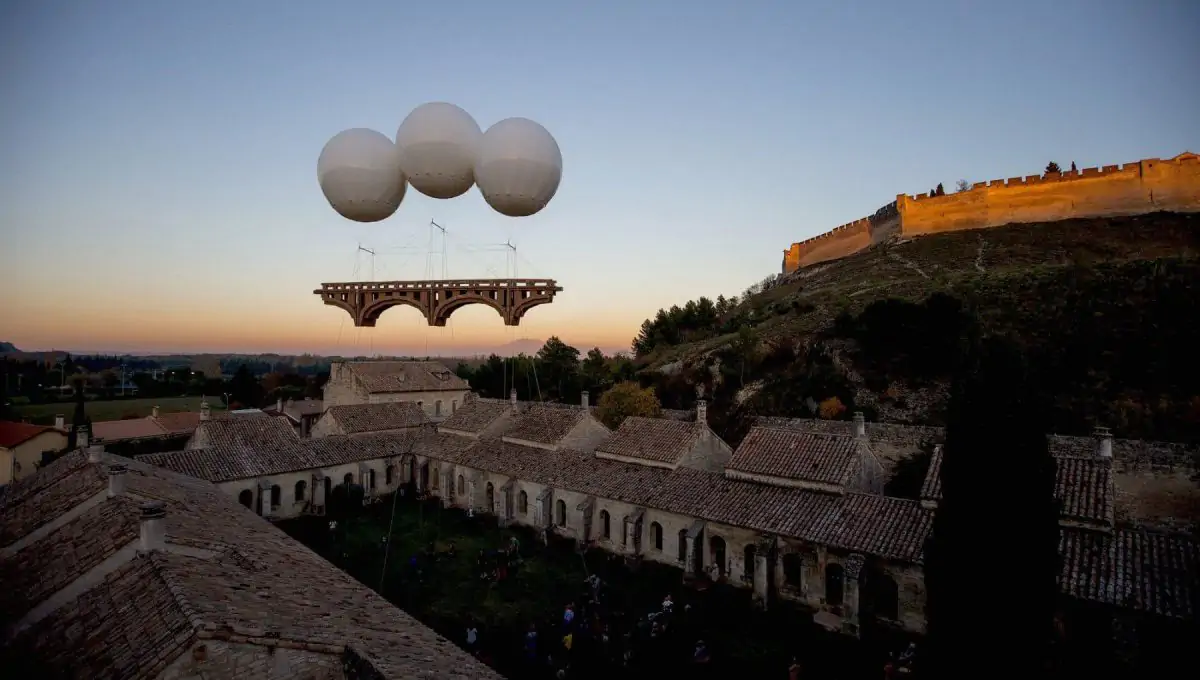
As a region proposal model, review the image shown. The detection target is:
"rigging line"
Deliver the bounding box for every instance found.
[336,248,364,354]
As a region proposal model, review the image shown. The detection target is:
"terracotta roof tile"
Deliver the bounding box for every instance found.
[1056,457,1114,525]
[347,361,469,394]
[438,398,512,434]
[0,421,65,448]
[0,453,107,547]
[727,427,861,485]
[324,402,430,434]
[1059,527,1199,618]
[91,417,168,442]
[283,399,324,419]
[755,417,945,444]
[0,449,503,679]
[502,404,593,446]
[154,411,202,435]
[596,417,700,465]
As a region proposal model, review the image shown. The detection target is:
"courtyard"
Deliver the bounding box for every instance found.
[279,490,906,679]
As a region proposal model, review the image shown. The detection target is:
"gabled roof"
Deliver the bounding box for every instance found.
[323,402,430,435]
[438,397,513,434]
[502,403,598,446]
[727,427,863,486]
[0,449,501,679]
[91,418,168,442]
[344,361,469,394]
[595,417,701,466]
[0,421,66,449]
[1059,527,1198,619]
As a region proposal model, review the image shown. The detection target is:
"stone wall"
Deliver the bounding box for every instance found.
[321,363,467,420]
[158,640,340,680]
[782,153,1200,272]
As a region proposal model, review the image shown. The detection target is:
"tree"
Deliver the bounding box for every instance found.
[924,330,1058,678]
[730,325,759,388]
[581,348,608,392]
[955,179,971,193]
[817,396,846,420]
[595,381,662,429]
[228,364,263,407]
[935,182,946,196]
[66,378,87,449]
[1045,161,1062,175]
[536,337,582,403]
[1070,161,1077,172]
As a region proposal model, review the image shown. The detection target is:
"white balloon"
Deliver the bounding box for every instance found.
[474,117,563,217]
[395,102,482,199]
[317,128,407,223]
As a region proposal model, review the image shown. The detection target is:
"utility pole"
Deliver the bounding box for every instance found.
[429,220,448,280]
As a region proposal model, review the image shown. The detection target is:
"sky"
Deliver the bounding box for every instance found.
[1,0,1197,357]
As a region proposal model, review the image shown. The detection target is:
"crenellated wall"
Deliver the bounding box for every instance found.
[782,152,1200,272]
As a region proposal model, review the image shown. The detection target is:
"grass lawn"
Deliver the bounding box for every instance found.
[280,493,894,679]
[14,396,222,424]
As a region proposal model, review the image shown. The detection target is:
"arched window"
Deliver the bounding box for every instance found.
[782,553,803,587]
[872,573,900,621]
[343,473,354,486]
[711,536,727,577]
[651,522,663,551]
[486,482,495,510]
[239,489,253,508]
[677,529,688,562]
[743,544,757,580]
[386,465,394,486]
[458,475,465,495]
[826,563,845,607]
[368,469,376,490]
[435,400,442,417]
[270,485,281,507]
[555,499,566,526]
[599,510,610,539]
[294,480,307,502]
[519,490,528,514]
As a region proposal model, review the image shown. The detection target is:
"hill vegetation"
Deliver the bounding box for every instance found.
[631,212,1200,444]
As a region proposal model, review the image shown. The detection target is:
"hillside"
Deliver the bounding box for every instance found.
[636,211,1200,444]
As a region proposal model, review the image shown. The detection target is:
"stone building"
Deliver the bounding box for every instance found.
[140,399,1198,643]
[0,445,500,679]
[321,360,469,421]
[310,401,430,438]
[263,397,324,438]
[0,420,69,485]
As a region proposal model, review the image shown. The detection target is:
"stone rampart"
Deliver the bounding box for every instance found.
[781,152,1200,272]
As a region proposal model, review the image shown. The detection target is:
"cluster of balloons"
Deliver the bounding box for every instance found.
[317,102,563,223]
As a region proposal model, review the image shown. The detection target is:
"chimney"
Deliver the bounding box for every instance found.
[139,501,167,552]
[200,400,211,421]
[107,463,128,497]
[510,388,518,412]
[54,414,65,431]
[77,425,90,450]
[696,399,708,424]
[581,391,589,410]
[277,398,283,413]
[1094,426,1113,459]
[151,406,159,419]
[853,412,866,438]
[86,443,104,463]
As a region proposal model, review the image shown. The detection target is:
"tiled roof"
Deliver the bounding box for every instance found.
[0,453,107,546]
[921,449,1115,526]
[438,397,512,434]
[755,417,945,445]
[502,404,591,446]
[1047,433,1198,471]
[596,417,700,465]
[1059,527,1199,619]
[92,417,168,442]
[1056,457,1114,525]
[0,421,65,448]
[324,402,430,434]
[346,361,469,394]
[155,411,202,435]
[284,399,324,419]
[727,427,862,485]
[0,449,502,679]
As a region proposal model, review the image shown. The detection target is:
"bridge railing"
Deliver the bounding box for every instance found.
[314,279,561,293]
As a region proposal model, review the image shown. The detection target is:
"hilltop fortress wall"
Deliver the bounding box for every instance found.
[782,152,1200,272]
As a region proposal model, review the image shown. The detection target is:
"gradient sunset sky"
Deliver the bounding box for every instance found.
[1,0,1197,357]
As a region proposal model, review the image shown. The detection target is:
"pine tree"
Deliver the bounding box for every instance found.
[1070,161,1077,172]
[924,326,1060,678]
[1045,161,1062,175]
[935,182,946,196]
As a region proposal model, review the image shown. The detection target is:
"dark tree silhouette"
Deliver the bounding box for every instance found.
[1070,161,1077,172]
[924,325,1059,678]
[935,182,946,196]
[1045,161,1062,175]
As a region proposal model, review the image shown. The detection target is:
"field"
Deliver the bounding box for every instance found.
[280,495,887,679]
[14,396,222,424]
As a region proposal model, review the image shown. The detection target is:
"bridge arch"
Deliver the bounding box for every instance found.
[359,297,427,327]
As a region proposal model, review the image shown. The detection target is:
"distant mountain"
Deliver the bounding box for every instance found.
[0,342,20,353]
